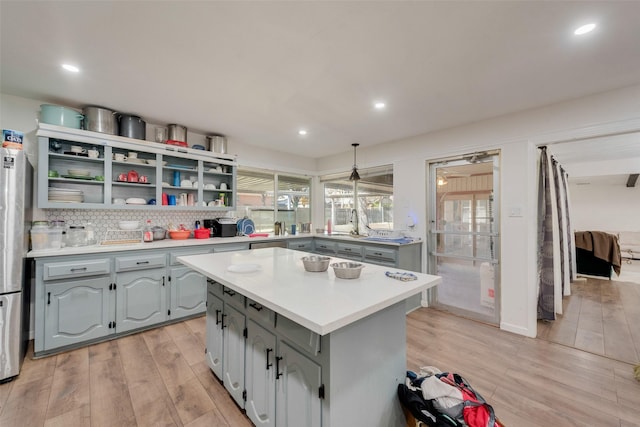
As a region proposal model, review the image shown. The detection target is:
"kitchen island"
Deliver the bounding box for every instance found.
[178,247,440,427]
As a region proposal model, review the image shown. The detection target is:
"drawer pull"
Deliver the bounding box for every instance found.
[249,302,263,312]
[275,356,283,379]
[136,261,150,265]
[223,289,236,297]
[374,252,382,256]
[221,313,227,329]
[266,348,273,370]
[70,267,87,272]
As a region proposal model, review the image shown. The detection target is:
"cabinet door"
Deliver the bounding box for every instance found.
[169,266,206,319]
[276,342,322,427]
[115,269,166,333]
[44,276,112,350]
[246,320,277,427]
[206,290,224,379]
[223,303,246,408]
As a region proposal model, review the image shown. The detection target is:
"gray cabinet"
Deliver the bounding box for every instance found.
[223,302,246,408]
[169,266,206,318]
[115,253,168,333]
[206,284,324,427]
[37,123,237,211]
[246,319,277,427]
[44,276,112,350]
[314,239,336,255]
[206,281,224,379]
[287,238,313,252]
[276,341,322,427]
[115,269,167,333]
[336,242,363,261]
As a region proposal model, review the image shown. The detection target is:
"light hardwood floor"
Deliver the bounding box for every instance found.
[537,277,640,365]
[1,309,639,427]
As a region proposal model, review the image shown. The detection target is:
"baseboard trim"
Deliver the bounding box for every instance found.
[500,321,535,338]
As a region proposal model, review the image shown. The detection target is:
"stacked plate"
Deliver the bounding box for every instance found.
[48,187,84,203]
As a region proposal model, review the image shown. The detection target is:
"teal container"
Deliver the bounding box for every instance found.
[40,104,84,129]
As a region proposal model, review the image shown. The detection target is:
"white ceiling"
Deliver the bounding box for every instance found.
[2,1,640,159]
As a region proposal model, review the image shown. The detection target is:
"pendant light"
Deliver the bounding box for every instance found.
[349,143,361,181]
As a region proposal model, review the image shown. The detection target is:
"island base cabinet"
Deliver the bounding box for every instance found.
[206,290,224,379]
[276,341,322,427]
[115,269,166,333]
[169,266,206,319]
[44,277,113,350]
[246,320,276,427]
[223,303,246,408]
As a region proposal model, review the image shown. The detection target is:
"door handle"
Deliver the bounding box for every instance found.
[266,348,273,370]
[275,356,283,379]
[249,302,263,311]
[221,313,227,329]
[215,309,221,325]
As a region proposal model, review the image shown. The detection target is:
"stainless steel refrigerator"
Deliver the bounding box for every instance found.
[0,147,33,383]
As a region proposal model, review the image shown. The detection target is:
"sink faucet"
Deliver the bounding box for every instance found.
[350,209,359,235]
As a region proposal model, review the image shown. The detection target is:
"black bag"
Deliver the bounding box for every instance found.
[397,384,463,427]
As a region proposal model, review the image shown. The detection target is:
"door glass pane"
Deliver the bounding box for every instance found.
[430,156,499,324]
[435,257,496,317]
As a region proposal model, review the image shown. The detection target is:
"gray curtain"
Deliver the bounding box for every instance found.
[537,147,555,320]
[538,148,575,320]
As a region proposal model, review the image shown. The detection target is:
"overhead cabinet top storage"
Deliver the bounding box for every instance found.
[37,123,237,210]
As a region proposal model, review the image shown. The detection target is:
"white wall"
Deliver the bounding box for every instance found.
[570,178,640,231]
[3,84,640,338]
[317,83,640,337]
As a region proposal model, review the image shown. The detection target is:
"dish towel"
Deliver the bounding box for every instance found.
[385,271,418,281]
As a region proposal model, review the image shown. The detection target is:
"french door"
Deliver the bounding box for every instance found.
[427,153,500,325]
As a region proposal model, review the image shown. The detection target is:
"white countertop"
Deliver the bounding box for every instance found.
[27,232,421,257]
[178,247,440,335]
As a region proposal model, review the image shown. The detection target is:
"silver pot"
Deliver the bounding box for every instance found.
[82,106,118,135]
[206,135,227,154]
[118,114,146,140]
[167,124,187,143]
[151,226,167,240]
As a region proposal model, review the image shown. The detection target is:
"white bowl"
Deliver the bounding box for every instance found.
[118,220,140,230]
[147,159,167,167]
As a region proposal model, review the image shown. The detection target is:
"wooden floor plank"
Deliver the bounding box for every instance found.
[89,356,137,427]
[2,308,639,427]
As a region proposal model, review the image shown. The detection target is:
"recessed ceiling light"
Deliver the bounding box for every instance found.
[574,23,596,35]
[298,129,307,136]
[374,102,386,110]
[61,63,80,72]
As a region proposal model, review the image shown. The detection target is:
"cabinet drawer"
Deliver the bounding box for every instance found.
[214,243,250,253]
[364,246,397,265]
[314,240,336,255]
[170,248,211,265]
[246,298,275,327]
[288,239,313,252]
[222,286,245,309]
[275,314,320,356]
[43,258,111,281]
[115,253,166,272]
[207,279,223,297]
[337,243,363,260]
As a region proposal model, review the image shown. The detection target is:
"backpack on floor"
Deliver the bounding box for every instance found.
[397,383,464,427]
[437,372,499,427]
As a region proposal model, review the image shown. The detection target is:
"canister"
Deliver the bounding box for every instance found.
[66,226,87,247]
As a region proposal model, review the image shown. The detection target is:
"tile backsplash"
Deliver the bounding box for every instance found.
[45,209,237,243]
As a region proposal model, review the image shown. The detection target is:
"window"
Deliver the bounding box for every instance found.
[321,165,393,234]
[236,168,311,233]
